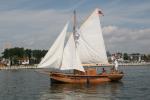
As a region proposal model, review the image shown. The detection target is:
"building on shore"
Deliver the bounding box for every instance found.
[109,53,146,63]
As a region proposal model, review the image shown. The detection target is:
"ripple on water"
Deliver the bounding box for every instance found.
[0,66,150,100]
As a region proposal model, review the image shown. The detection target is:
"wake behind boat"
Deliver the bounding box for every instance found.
[38,8,124,84]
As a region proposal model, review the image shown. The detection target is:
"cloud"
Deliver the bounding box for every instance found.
[101,0,150,29]
[0,9,71,51]
[102,25,150,53]
[0,8,150,54]
[102,26,118,35]
[0,0,150,54]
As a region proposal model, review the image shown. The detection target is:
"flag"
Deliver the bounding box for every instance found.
[97,10,104,16]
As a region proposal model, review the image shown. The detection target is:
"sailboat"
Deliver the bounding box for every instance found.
[38,8,123,84]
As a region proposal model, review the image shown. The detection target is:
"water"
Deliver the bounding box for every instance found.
[0,66,150,100]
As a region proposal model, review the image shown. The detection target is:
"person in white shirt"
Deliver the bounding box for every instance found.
[114,59,118,71]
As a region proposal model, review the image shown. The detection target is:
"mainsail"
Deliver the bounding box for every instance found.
[78,8,108,64]
[38,23,69,68]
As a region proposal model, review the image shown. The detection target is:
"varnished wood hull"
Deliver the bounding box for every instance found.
[49,72,123,84]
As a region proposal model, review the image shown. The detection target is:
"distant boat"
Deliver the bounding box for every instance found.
[38,8,123,84]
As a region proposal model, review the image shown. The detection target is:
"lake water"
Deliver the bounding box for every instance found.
[0,65,150,100]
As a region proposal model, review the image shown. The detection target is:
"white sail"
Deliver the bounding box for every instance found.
[61,34,85,72]
[38,23,68,68]
[38,8,108,71]
[78,8,108,64]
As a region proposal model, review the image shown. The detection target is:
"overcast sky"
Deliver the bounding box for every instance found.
[0,0,150,54]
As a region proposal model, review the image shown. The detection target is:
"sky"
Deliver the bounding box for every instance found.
[0,0,150,54]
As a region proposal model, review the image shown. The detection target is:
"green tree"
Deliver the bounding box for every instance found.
[142,54,149,62]
[1,47,47,65]
[2,49,10,58]
[32,50,47,64]
[123,53,129,60]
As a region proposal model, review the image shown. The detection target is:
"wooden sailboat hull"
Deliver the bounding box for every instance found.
[49,72,123,84]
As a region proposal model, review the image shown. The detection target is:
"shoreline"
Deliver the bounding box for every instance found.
[0,65,37,70]
[0,62,150,70]
[118,62,150,66]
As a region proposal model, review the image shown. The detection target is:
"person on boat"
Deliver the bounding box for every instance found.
[102,68,106,73]
[100,67,107,75]
[114,59,119,71]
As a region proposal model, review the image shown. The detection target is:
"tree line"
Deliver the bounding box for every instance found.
[1,47,47,65]
[1,47,150,65]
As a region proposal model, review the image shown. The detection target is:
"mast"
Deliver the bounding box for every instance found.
[60,10,84,72]
[73,10,76,37]
[73,10,79,47]
[73,10,77,74]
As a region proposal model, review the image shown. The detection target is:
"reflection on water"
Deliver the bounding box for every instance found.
[39,82,123,100]
[0,66,150,100]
